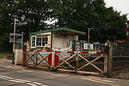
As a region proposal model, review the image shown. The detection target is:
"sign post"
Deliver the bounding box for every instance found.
[10,18,27,64]
[13,18,17,52]
[12,18,27,51]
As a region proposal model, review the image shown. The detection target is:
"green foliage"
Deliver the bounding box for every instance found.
[0,0,127,51]
[0,52,13,58]
[47,0,127,42]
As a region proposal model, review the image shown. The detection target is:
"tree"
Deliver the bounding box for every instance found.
[0,0,127,51]
[47,0,127,42]
[0,0,50,51]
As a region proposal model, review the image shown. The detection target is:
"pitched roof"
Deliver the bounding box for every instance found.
[30,27,86,35]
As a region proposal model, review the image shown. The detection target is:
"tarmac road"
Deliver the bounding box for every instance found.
[0,59,128,86]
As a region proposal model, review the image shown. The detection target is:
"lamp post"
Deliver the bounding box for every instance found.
[88,28,93,50]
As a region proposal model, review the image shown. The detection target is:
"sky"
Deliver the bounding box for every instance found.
[104,0,129,19]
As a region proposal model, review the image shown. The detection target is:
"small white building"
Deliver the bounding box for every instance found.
[30,27,86,50]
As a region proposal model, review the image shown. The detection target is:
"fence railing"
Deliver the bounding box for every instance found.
[23,49,112,77]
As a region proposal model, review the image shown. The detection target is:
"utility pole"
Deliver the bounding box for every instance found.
[13,18,17,52]
[21,32,24,49]
[88,28,93,50]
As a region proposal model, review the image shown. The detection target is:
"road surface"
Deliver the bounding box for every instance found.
[0,59,128,86]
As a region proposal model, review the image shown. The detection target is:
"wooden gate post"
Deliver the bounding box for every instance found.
[104,44,112,77]
[108,45,113,77]
[35,51,38,67]
[75,54,79,72]
[104,54,108,77]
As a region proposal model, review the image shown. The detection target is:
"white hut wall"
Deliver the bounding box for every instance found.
[52,32,78,50]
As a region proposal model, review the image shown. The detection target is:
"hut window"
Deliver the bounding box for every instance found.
[36,36,48,47]
[42,37,48,46]
[31,36,36,47]
[37,37,42,46]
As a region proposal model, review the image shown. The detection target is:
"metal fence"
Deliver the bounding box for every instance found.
[111,44,129,78]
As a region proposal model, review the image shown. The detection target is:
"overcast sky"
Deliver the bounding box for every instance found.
[104,0,129,19]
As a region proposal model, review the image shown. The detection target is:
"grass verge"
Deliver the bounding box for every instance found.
[0,52,13,58]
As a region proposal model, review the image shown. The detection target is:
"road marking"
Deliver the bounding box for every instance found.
[45,72,121,86]
[0,74,48,86]
[9,79,26,83]
[46,72,119,86]
[9,79,30,83]
[27,83,37,86]
[102,80,114,83]
[33,82,48,86]
[0,75,14,80]
[33,82,43,85]
[13,79,30,83]
[79,77,121,86]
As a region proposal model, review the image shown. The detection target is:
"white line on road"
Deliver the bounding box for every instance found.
[102,80,114,83]
[9,79,26,83]
[33,82,44,85]
[27,83,38,86]
[0,75,14,80]
[9,79,31,83]
[0,74,48,86]
[11,79,30,83]
[33,82,48,86]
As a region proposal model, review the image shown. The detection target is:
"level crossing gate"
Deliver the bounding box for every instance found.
[23,50,110,76]
[54,51,105,74]
[23,50,53,67]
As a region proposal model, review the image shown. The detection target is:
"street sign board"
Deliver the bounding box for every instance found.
[17,22,27,26]
[9,33,23,43]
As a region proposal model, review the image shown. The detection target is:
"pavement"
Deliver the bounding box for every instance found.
[0,58,129,86]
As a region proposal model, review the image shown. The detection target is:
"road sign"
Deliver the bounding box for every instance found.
[17,22,27,26]
[9,33,23,43]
